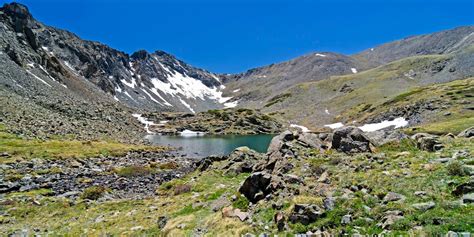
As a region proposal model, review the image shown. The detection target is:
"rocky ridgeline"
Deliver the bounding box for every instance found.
[0,150,195,200]
[145,108,283,135]
[197,126,474,232]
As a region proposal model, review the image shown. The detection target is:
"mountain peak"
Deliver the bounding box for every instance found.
[1,2,32,19]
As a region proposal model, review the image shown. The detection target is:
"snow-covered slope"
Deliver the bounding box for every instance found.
[0,3,237,114]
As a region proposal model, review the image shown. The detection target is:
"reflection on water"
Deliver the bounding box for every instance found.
[145,134,275,158]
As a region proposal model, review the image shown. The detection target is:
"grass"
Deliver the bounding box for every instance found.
[1,122,474,235]
[0,123,164,162]
[407,116,474,135]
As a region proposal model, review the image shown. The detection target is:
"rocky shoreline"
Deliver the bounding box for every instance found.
[143,108,283,135]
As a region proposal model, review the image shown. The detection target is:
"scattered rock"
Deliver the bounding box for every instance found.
[462,193,474,204]
[332,126,372,153]
[413,133,444,151]
[157,216,167,229]
[412,201,435,211]
[383,192,405,203]
[458,127,474,138]
[238,172,284,203]
[289,204,324,225]
[341,214,352,225]
[452,178,474,196]
[274,212,286,231]
[221,206,249,221]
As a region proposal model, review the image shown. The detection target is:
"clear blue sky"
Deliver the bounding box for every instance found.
[3,0,473,73]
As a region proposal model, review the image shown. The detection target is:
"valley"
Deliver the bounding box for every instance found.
[0,2,473,236]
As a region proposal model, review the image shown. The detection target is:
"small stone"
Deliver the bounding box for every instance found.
[0,152,10,157]
[446,231,459,237]
[462,193,474,204]
[414,191,427,197]
[341,214,352,224]
[412,201,435,211]
[130,226,143,231]
[383,192,405,203]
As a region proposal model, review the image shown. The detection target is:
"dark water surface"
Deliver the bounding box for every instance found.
[145,134,275,158]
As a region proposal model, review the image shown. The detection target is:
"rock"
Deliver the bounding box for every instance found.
[365,129,408,147]
[318,171,330,183]
[221,206,249,221]
[289,204,324,225]
[323,197,335,211]
[210,195,231,212]
[380,210,404,229]
[452,178,474,196]
[274,212,286,231]
[462,193,474,204]
[238,172,283,203]
[284,174,303,184]
[297,133,326,151]
[453,150,471,159]
[332,126,372,153]
[383,192,405,203]
[233,209,249,221]
[341,214,352,225]
[0,152,10,157]
[414,191,427,197]
[458,127,474,138]
[416,135,444,152]
[223,147,265,175]
[157,216,167,229]
[446,231,459,237]
[412,201,435,211]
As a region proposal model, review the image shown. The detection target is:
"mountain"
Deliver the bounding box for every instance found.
[1,2,472,139]
[224,26,474,111]
[0,2,235,115]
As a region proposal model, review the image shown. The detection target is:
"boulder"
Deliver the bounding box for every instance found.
[452,178,474,196]
[365,129,408,146]
[221,206,249,221]
[458,127,474,138]
[289,204,325,225]
[332,126,372,153]
[223,147,265,176]
[462,193,474,204]
[297,132,327,151]
[412,133,444,151]
[238,172,284,203]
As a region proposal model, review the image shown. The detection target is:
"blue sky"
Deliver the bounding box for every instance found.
[3,0,473,73]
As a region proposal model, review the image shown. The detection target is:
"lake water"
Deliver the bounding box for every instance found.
[145,134,275,158]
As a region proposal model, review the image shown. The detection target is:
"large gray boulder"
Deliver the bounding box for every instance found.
[458,127,474,138]
[332,126,372,153]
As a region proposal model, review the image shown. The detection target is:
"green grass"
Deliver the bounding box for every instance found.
[0,124,164,162]
[408,116,474,135]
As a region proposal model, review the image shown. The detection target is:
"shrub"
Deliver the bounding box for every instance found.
[446,161,467,176]
[174,184,192,195]
[232,194,250,211]
[81,186,107,200]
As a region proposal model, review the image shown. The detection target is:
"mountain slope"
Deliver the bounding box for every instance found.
[224,26,474,112]
[0,2,234,115]
[260,44,474,128]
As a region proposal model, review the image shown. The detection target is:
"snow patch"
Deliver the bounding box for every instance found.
[325,109,330,115]
[114,96,119,102]
[290,124,310,133]
[179,98,195,113]
[140,88,162,105]
[233,89,241,93]
[26,70,51,87]
[180,129,206,137]
[324,117,409,132]
[351,68,358,74]
[224,100,239,108]
[315,53,326,57]
[132,114,155,134]
[121,78,137,89]
[324,122,344,129]
[358,117,408,132]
